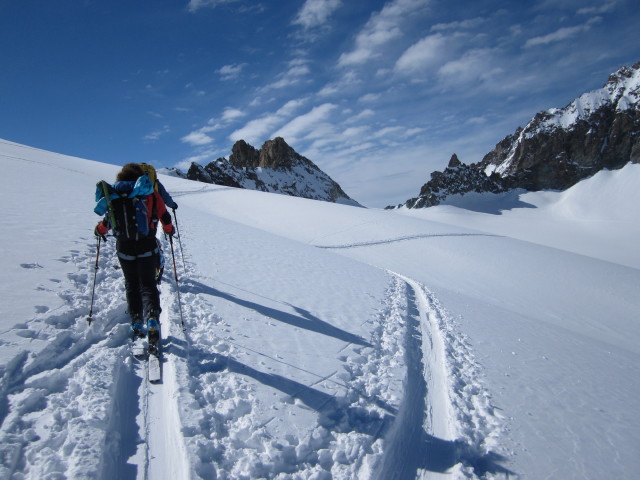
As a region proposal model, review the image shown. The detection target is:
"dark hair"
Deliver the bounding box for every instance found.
[116,163,144,182]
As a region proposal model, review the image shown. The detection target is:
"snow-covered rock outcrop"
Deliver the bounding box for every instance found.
[182,137,361,206]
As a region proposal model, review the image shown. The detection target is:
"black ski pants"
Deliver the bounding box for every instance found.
[118,251,161,322]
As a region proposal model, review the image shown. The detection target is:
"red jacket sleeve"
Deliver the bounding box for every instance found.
[150,191,174,234]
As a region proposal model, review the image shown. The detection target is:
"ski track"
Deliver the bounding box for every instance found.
[314,234,499,250]
[0,230,508,479]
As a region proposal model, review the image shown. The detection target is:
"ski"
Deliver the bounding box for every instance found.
[148,345,161,383]
[132,336,147,359]
[147,320,162,383]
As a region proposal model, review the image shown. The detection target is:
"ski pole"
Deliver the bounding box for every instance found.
[172,208,186,271]
[87,236,102,325]
[169,234,186,331]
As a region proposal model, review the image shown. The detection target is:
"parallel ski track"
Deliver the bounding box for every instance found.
[140,284,191,480]
[373,273,508,480]
[372,274,456,480]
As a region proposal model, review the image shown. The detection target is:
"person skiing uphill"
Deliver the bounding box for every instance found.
[94,163,174,345]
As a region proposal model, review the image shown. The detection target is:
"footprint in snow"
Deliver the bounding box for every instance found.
[20,263,43,269]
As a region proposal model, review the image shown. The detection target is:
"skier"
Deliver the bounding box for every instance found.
[94,163,175,345]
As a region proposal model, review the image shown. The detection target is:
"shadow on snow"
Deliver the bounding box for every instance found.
[183,279,371,348]
[166,336,513,478]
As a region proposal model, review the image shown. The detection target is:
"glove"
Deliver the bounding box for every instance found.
[172,203,178,210]
[163,224,175,236]
[94,222,108,241]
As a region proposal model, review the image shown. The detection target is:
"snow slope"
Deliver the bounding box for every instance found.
[1,138,639,479]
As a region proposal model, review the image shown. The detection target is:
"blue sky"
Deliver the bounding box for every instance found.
[1,0,638,207]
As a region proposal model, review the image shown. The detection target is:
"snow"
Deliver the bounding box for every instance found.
[1,138,639,479]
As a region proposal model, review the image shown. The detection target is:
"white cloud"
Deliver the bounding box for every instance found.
[293,0,342,30]
[359,93,380,103]
[403,127,424,137]
[318,71,361,97]
[143,125,170,142]
[216,63,248,80]
[221,107,246,122]
[373,126,403,138]
[342,126,369,138]
[394,33,447,74]
[261,58,311,91]
[229,98,308,144]
[346,109,375,123]
[181,131,214,146]
[577,1,618,15]
[187,0,241,13]
[272,103,337,142]
[437,48,503,87]
[338,0,431,67]
[430,17,486,32]
[524,17,602,48]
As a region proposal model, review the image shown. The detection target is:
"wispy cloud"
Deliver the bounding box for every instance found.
[182,106,247,145]
[394,33,447,74]
[318,71,361,97]
[293,0,342,30]
[144,125,170,142]
[216,63,248,80]
[577,1,618,15]
[221,107,246,122]
[271,103,337,143]
[181,131,214,146]
[230,98,307,144]
[338,0,431,67]
[187,0,241,13]
[430,17,486,32]
[261,58,311,91]
[437,48,504,87]
[524,17,602,48]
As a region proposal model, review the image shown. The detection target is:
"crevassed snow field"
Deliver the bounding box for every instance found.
[1,138,639,480]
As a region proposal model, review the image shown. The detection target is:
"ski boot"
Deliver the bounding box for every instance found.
[147,317,160,349]
[131,313,145,338]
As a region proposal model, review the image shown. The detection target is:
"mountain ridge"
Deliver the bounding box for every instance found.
[167,137,361,207]
[390,61,640,209]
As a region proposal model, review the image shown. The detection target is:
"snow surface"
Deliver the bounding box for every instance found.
[1,138,639,479]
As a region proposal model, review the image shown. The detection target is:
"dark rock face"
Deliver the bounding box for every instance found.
[185,137,360,206]
[395,156,508,209]
[229,140,260,169]
[391,61,640,209]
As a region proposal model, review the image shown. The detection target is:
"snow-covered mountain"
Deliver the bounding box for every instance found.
[393,61,640,209]
[1,138,639,479]
[171,137,361,207]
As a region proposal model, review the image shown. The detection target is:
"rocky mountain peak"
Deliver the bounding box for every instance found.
[390,61,640,209]
[182,138,360,206]
[447,153,461,168]
[229,139,260,169]
[259,137,298,169]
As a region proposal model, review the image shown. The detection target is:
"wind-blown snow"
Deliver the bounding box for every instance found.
[1,138,639,479]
